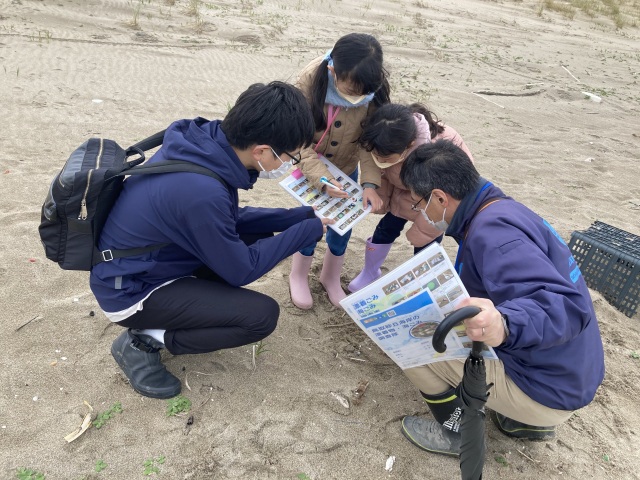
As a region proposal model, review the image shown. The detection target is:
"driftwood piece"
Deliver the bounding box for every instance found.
[473,89,545,97]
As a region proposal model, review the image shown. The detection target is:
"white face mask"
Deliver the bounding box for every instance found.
[258,149,292,179]
[420,194,448,232]
[371,150,407,169]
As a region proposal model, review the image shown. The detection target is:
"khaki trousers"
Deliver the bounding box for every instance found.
[403,358,574,427]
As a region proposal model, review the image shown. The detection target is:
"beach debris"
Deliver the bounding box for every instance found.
[473,89,544,97]
[584,157,594,162]
[92,99,103,103]
[471,92,505,109]
[28,258,36,262]
[561,65,581,83]
[184,370,217,391]
[64,401,94,442]
[89,310,95,317]
[582,92,602,103]
[183,414,195,436]
[15,315,42,332]
[351,380,370,406]
[330,391,350,409]
[385,455,396,472]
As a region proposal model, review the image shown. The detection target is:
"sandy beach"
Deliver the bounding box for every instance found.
[1,0,639,478]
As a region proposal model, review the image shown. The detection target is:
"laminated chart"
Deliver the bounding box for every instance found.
[279,156,371,236]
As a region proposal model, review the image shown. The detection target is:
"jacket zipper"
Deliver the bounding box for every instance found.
[79,138,104,220]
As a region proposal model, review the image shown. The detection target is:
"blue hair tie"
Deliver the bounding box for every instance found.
[323,49,332,62]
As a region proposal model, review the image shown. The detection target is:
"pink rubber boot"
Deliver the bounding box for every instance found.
[319,250,347,307]
[348,238,392,293]
[289,252,314,310]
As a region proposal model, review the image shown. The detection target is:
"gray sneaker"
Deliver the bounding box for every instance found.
[401,416,461,456]
[491,411,555,440]
[111,329,181,399]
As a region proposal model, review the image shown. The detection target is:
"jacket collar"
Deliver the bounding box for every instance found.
[447,178,506,242]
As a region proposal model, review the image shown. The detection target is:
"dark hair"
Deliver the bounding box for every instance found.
[221,81,314,154]
[359,103,445,155]
[309,33,391,130]
[400,140,479,200]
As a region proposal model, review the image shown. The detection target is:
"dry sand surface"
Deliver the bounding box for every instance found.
[1,0,639,478]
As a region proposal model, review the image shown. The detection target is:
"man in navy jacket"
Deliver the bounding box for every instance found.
[90,82,331,399]
[398,140,604,455]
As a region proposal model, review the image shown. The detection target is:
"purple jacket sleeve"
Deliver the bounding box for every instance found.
[164,184,323,287]
[236,206,316,234]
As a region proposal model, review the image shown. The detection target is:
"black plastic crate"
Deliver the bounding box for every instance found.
[568,221,640,318]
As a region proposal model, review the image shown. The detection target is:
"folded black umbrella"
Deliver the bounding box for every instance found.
[433,306,489,480]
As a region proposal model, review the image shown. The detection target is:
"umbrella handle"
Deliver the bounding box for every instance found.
[432,306,483,355]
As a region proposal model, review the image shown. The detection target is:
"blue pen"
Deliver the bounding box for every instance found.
[320,176,342,191]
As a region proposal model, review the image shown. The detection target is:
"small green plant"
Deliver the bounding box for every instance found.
[253,340,268,357]
[16,468,45,480]
[94,460,107,473]
[630,351,639,359]
[166,395,191,416]
[129,1,143,28]
[603,453,610,461]
[494,454,509,466]
[143,456,165,475]
[297,474,311,480]
[93,401,123,429]
[252,340,269,369]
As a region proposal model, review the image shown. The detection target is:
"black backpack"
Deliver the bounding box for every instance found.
[38,130,228,271]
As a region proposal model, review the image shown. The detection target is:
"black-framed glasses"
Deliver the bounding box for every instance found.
[411,196,426,212]
[282,151,302,165]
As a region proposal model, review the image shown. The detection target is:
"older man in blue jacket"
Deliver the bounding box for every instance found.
[91,82,332,399]
[398,140,605,455]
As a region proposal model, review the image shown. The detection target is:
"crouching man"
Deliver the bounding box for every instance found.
[90,82,332,398]
[398,140,604,454]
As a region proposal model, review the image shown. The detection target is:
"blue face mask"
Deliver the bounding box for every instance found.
[325,59,376,108]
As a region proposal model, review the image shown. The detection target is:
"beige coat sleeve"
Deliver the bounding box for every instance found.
[374,176,394,214]
[298,148,332,189]
[357,144,382,187]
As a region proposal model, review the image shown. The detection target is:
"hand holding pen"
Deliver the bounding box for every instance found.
[320,176,349,198]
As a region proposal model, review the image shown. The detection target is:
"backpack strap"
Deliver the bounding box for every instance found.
[120,160,230,191]
[94,160,230,266]
[454,197,503,274]
[129,130,166,152]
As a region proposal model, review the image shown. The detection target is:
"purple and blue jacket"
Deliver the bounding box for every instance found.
[450,179,604,411]
[90,118,323,313]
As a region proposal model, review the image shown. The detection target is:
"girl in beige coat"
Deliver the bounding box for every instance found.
[348,103,474,292]
[289,33,391,309]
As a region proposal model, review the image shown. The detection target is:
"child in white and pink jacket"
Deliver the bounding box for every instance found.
[348,103,474,292]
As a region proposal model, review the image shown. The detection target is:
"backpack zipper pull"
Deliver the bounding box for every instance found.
[79,200,87,220]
